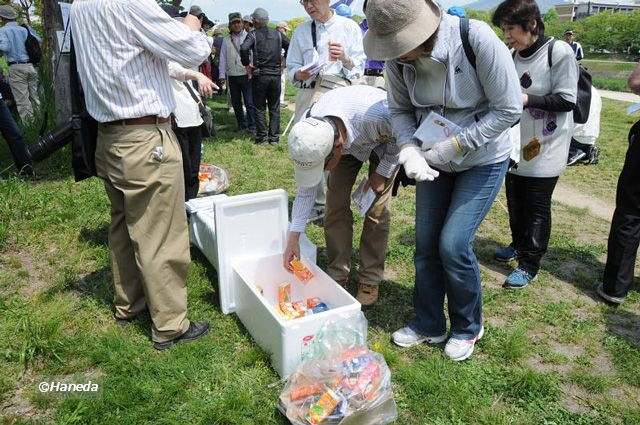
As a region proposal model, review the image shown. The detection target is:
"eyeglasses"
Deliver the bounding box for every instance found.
[299,0,321,5]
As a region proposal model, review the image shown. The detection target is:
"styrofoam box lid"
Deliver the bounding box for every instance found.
[214,189,289,314]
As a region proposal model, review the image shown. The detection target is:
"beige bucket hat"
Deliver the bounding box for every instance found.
[363,0,442,61]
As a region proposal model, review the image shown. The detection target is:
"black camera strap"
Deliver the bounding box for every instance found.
[311,21,317,49]
[183,81,204,107]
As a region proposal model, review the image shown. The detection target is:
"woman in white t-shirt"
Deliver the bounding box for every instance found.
[492,0,578,288]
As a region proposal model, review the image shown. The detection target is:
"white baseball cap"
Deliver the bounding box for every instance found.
[288,117,335,188]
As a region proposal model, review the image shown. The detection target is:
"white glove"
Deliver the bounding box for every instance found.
[398,145,439,182]
[424,137,464,166]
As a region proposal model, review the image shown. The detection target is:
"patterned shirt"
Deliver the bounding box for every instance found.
[70,0,210,123]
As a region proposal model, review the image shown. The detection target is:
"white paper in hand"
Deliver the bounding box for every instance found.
[351,178,377,216]
[300,50,327,77]
[414,112,467,165]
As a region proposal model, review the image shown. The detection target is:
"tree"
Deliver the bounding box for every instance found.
[543,8,559,25]
[15,0,33,25]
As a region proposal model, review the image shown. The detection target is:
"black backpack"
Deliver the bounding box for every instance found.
[21,25,42,66]
[547,39,592,124]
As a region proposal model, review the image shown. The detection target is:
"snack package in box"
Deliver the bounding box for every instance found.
[278,313,398,425]
[290,258,314,283]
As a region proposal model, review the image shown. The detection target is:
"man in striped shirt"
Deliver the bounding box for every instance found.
[284,85,399,306]
[70,0,211,350]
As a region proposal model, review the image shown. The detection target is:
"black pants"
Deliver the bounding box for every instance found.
[603,126,640,298]
[0,99,31,173]
[174,126,202,201]
[506,173,559,276]
[251,73,281,143]
[228,75,255,130]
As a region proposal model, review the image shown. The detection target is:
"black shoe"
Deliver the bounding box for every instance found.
[581,146,599,165]
[153,321,210,351]
[254,138,267,145]
[268,139,279,145]
[567,147,586,166]
[18,164,35,178]
[115,315,137,327]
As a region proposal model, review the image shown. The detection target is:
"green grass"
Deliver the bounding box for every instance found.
[593,76,630,93]
[582,60,635,93]
[0,88,639,424]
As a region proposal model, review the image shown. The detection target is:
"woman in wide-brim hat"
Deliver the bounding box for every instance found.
[364,0,522,361]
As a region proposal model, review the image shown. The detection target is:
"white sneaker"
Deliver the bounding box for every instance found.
[392,326,447,348]
[444,326,485,361]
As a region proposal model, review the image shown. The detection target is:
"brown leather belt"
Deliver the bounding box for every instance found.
[104,115,170,126]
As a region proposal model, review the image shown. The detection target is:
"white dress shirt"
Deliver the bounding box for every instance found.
[289,86,398,233]
[286,13,365,86]
[167,62,203,129]
[70,0,210,123]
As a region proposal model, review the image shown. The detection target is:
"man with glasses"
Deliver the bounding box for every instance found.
[284,85,400,306]
[287,0,365,222]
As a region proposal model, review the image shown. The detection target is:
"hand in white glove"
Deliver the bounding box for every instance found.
[424,136,465,166]
[398,145,439,182]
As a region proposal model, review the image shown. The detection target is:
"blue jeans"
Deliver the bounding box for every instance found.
[410,160,509,340]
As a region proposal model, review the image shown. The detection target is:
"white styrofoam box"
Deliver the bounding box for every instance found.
[232,253,362,378]
[188,194,228,270]
[189,190,316,313]
[188,190,358,377]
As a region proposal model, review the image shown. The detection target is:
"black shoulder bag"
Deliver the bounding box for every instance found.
[183,82,215,138]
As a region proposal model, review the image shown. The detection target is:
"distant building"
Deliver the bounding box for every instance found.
[556,0,640,21]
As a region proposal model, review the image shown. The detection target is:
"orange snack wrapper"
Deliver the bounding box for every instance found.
[292,301,307,315]
[278,282,291,304]
[290,383,324,401]
[290,258,314,283]
[307,389,340,424]
[306,297,321,309]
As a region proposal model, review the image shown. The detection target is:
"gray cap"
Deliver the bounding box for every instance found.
[0,5,18,20]
[243,14,253,23]
[251,7,269,21]
[364,0,442,61]
[189,5,203,16]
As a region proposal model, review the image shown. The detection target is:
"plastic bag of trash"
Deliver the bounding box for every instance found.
[278,313,398,425]
[198,163,229,196]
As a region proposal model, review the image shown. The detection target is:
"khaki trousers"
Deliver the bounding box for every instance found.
[95,123,190,343]
[325,153,395,286]
[8,63,40,122]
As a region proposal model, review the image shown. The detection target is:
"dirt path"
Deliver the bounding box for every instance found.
[599,89,640,103]
[553,182,615,222]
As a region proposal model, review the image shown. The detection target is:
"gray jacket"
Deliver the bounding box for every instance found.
[386,14,522,172]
